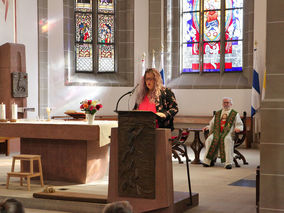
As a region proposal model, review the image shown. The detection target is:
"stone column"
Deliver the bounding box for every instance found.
[149,0,163,68]
[260,0,284,212]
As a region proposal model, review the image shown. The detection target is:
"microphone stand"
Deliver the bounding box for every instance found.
[115,91,132,112]
[115,84,139,112]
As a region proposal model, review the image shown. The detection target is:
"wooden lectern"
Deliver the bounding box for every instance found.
[108,111,198,212]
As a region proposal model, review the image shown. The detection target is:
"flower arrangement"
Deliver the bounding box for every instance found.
[80,99,103,115]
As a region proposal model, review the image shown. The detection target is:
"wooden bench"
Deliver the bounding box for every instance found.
[6,154,44,190]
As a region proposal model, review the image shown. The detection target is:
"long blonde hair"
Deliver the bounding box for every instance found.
[136,68,163,105]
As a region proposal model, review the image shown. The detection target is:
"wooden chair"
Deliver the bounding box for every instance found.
[171,128,191,164]
[233,111,248,167]
[0,137,9,156]
[170,128,192,205]
[6,154,44,190]
[204,111,248,167]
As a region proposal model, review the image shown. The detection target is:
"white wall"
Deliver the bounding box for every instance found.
[174,89,251,116]
[17,0,38,119]
[0,0,14,44]
[0,0,38,119]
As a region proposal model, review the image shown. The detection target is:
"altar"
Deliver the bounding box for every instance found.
[0,120,117,183]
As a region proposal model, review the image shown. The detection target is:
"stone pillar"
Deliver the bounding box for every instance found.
[260,0,284,212]
[0,43,27,120]
[149,0,163,68]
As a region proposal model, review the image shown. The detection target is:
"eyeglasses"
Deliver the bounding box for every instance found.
[145,78,155,82]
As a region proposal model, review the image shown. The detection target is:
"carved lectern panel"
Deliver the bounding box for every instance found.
[12,72,28,97]
[118,111,156,199]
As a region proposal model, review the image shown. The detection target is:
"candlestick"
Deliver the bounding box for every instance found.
[0,103,6,121]
[11,103,18,121]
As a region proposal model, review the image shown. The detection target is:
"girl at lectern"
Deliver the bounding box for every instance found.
[134,68,178,130]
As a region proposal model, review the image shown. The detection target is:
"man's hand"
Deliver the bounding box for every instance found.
[202,126,209,132]
[156,112,166,118]
[234,128,241,133]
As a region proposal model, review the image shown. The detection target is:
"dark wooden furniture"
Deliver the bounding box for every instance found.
[233,111,249,167]
[256,165,260,213]
[204,111,248,167]
[174,115,252,148]
[0,137,9,156]
[189,128,204,164]
[170,128,193,205]
[171,128,191,164]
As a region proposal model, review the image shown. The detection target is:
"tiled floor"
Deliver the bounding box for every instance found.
[0,147,260,213]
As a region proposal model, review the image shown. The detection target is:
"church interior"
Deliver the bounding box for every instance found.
[0,0,283,213]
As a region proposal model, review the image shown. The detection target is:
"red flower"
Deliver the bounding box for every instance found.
[88,100,92,105]
[96,104,102,110]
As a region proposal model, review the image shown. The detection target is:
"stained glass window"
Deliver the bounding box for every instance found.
[98,44,114,71]
[76,44,93,72]
[98,15,114,44]
[98,0,114,13]
[75,0,115,73]
[75,13,93,43]
[181,0,243,73]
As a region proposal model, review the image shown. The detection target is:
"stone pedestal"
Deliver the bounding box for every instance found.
[0,43,27,120]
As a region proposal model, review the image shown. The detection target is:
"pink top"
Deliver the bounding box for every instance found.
[138,95,157,113]
[138,95,158,127]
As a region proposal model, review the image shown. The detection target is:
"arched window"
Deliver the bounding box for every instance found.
[74,0,115,73]
[181,0,243,73]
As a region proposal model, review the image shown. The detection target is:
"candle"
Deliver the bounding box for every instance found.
[12,103,18,120]
[0,103,6,120]
[46,107,51,121]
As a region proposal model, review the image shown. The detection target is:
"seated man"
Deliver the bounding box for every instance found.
[202,97,243,169]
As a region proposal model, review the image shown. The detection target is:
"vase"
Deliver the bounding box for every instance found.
[86,113,95,125]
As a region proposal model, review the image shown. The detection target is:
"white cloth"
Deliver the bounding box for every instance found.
[203,109,243,167]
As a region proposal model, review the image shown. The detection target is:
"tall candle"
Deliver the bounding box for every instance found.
[46,107,51,121]
[12,103,18,120]
[0,103,6,120]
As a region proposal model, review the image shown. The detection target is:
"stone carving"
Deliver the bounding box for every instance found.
[118,111,156,199]
[12,72,28,98]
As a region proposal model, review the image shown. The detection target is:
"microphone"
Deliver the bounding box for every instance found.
[115,84,139,112]
[130,83,139,96]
